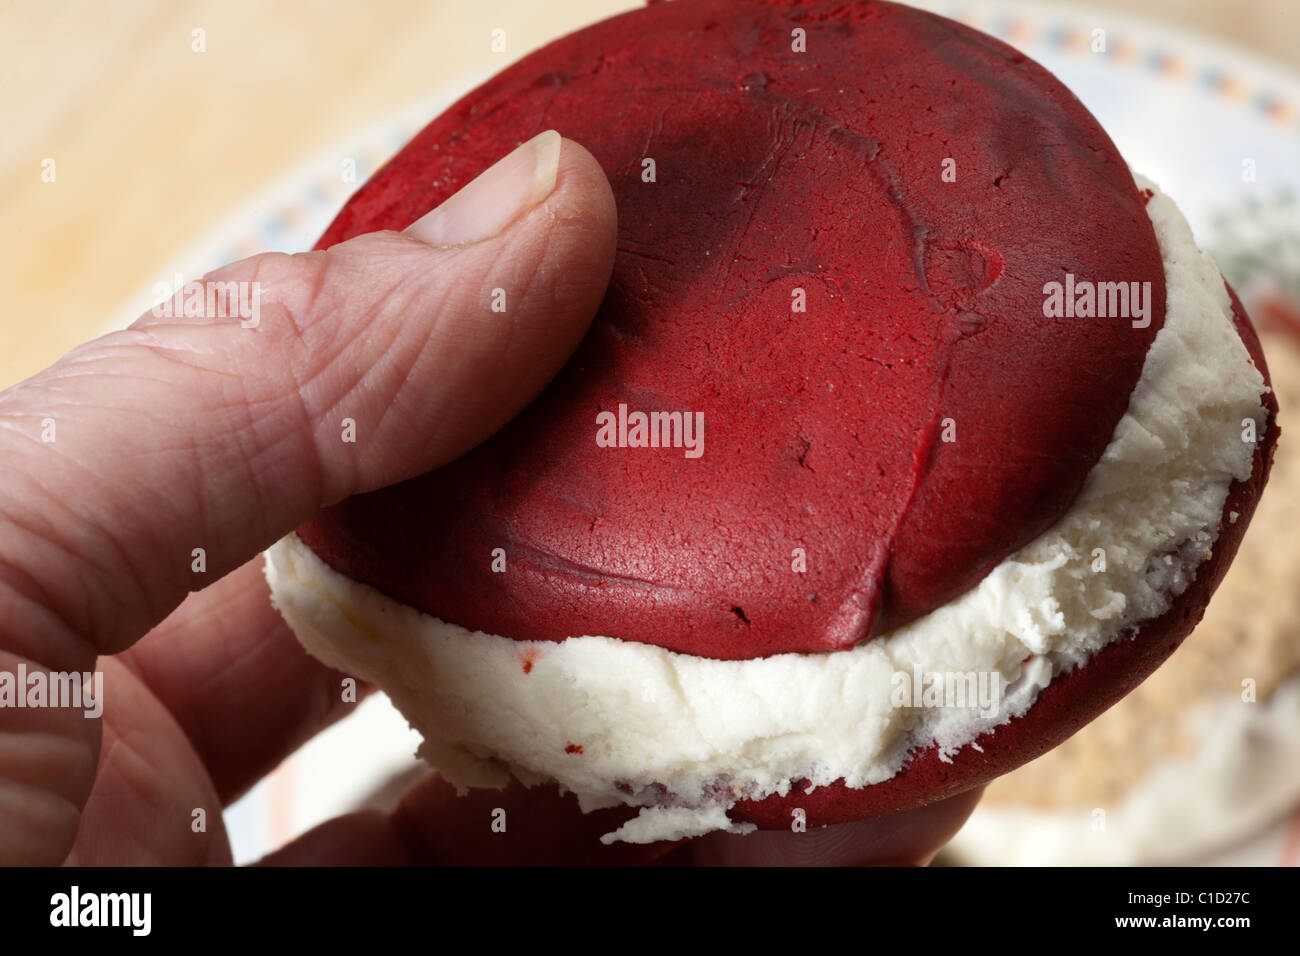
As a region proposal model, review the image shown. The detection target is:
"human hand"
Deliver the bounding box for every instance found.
[0,131,979,866]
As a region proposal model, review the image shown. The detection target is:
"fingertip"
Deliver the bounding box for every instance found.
[554,135,618,239]
[256,809,412,866]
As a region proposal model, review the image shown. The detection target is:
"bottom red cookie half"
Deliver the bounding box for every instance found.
[734,285,1278,828]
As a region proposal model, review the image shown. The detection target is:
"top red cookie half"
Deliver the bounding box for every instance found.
[298,0,1166,660]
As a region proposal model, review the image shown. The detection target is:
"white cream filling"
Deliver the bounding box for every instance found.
[944,674,1300,866]
[265,176,1268,844]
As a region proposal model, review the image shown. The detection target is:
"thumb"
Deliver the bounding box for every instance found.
[0,128,615,662]
[210,127,616,500]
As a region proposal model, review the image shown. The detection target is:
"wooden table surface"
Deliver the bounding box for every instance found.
[4,0,1298,389]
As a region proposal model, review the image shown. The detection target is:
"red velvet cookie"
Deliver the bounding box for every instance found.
[280,0,1276,831]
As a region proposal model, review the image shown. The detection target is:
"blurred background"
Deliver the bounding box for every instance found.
[4,0,1299,865]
